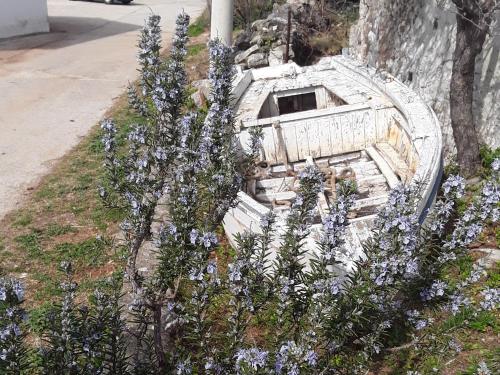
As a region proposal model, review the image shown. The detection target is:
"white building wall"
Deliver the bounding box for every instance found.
[0,0,49,39]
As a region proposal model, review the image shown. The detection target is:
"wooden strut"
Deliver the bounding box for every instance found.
[245,161,357,209]
[273,121,293,174]
[244,122,357,211]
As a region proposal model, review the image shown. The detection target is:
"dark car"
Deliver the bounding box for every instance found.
[104,0,133,3]
[70,0,133,4]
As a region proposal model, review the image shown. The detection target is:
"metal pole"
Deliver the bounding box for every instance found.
[284,7,291,63]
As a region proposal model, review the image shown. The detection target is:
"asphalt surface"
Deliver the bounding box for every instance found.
[0,0,205,218]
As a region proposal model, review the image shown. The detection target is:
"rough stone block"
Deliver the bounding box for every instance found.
[268,45,295,66]
[247,53,269,68]
[235,44,259,64]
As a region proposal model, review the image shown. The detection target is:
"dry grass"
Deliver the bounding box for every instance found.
[186,32,210,83]
[308,4,359,60]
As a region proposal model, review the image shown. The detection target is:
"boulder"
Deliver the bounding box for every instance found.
[250,33,264,46]
[268,45,295,66]
[191,91,206,107]
[247,53,269,68]
[251,19,267,32]
[267,17,288,31]
[234,30,252,51]
[269,45,284,66]
[191,79,210,99]
[234,44,259,64]
[191,79,210,107]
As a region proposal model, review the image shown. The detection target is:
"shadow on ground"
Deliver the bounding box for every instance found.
[0,16,141,53]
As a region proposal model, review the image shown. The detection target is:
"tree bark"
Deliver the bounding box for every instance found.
[153,303,166,372]
[450,0,493,177]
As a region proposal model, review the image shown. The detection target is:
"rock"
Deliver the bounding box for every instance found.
[235,44,259,64]
[475,248,500,269]
[271,3,292,18]
[250,33,264,46]
[269,45,295,66]
[191,79,210,107]
[287,0,316,5]
[191,90,207,107]
[251,19,267,31]
[268,53,281,66]
[230,0,321,69]
[247,53,269,68]
[267,17,288,31]
[272,39,284,48]
[191,79,210,99]
[269,45,285,66]
[234,30,252,51]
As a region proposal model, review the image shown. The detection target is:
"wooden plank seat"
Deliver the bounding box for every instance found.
[375,142,414,183]
[365,146,400,189]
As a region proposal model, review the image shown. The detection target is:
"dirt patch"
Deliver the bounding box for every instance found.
[185,32,210,83]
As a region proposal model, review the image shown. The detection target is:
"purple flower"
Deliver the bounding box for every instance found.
[228,262,242,282]
[447,292,471,315]
[480,288,499,311]
[189,229,199,245]
[305,350,318,366]
[206,261,217,275]
[176,360,192,374]
[201,232,218,249]
[404,258,419,277]
[442,175,465,198]
[477,361,491,375]
[420,280,447,301]
[449,339,462,353]
[168,224,177,235]
[492,158,499,172]
[235,348,268,372]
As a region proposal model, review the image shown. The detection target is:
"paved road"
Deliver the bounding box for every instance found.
[0,0,205,218]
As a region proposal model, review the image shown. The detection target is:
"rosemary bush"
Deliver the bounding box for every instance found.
[0,13,499,375]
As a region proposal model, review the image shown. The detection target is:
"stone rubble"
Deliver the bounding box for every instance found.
[232,0,319,69]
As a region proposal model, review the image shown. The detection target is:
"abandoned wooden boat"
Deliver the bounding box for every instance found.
[224,56,443,272]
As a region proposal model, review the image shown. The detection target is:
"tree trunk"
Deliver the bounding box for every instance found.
[153,303,166,372]
[450,1,491,177]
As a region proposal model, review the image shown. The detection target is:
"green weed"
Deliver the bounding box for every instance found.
[45,223,76,237]
[13,212,33,227]
[187,43,205,57]
[54,237,109,267]
[15,232,43,257]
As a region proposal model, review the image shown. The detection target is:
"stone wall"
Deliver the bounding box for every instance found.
[0,0,49,39]
[349,0,499,157]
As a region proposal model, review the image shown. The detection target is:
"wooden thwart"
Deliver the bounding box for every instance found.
[365,146,400,189]
[376,142,413,183]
